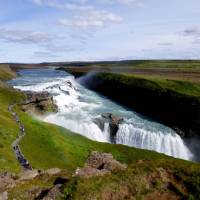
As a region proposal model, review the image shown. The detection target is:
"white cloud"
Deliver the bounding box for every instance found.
[59,10,123,28]
[0,28,74,59]
[31,0,94,11]
[0,28,53,45]
[31,0,124,29]
[118,0,140,4]
[100,0,144,6]
[31,0,144,10]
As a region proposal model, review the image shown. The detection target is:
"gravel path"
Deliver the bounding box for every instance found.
[8,104,32,170]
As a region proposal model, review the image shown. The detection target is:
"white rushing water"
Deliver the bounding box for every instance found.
[10,68,193,160]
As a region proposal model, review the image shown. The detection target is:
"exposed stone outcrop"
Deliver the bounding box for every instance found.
[75,151,127,178]
[0,191,8,200]
[45,168,61,175]
[0,172,17,193]
[0,169,68,200]
[22,91,58,114]
[19,170,40,181]
[41,184,64,200]
[94,113,123,143]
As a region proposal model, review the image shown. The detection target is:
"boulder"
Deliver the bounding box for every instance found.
[0,172,16,192]
[19,170,40,181]
[42,184,64,200]
[45,168,61,175]
[75,166,108,178]
[75,151,127,178]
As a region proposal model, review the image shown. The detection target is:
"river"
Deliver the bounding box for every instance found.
[9,68,193,161]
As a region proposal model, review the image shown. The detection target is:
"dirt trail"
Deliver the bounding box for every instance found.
[8,104,32,170]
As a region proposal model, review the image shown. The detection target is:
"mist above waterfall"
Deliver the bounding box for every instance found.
[77,70,101,87]
[9,68,194,161]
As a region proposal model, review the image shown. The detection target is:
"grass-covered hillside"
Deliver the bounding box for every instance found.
[1,65,200,199]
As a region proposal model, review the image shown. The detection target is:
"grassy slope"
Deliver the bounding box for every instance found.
[0,64,17,81]
[0,86,24,172]
[114,60,200,69]
[104,60,200,70]
[97,73,200,97]
[0,65,24,172]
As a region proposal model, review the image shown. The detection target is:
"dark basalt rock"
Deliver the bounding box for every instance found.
[94,113,123,143]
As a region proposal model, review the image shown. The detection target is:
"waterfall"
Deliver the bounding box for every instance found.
[45,114,108,142]
[116,123,193,160]
[10,68,194,161]
[102,123,111,142]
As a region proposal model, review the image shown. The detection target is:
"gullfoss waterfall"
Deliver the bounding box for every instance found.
[10,69,193,161]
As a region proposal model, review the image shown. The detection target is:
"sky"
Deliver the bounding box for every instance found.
[0,0,200,62]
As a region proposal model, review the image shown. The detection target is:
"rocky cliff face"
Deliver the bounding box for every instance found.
[22,91,58,114]
[94,113,123,143]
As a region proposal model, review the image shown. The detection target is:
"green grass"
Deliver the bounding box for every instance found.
[65,60,200,70]
[0,66,25,172]
[0,86,25,172]
[114,60,200,69]
[97,72,200,97]
[0,65,16,81]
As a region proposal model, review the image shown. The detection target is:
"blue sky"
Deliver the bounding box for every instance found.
[0,0,200,62]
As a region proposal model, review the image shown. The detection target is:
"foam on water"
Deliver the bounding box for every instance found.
[10,68,193,161]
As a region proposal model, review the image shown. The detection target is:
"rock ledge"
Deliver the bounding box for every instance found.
[75,151,127,178]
